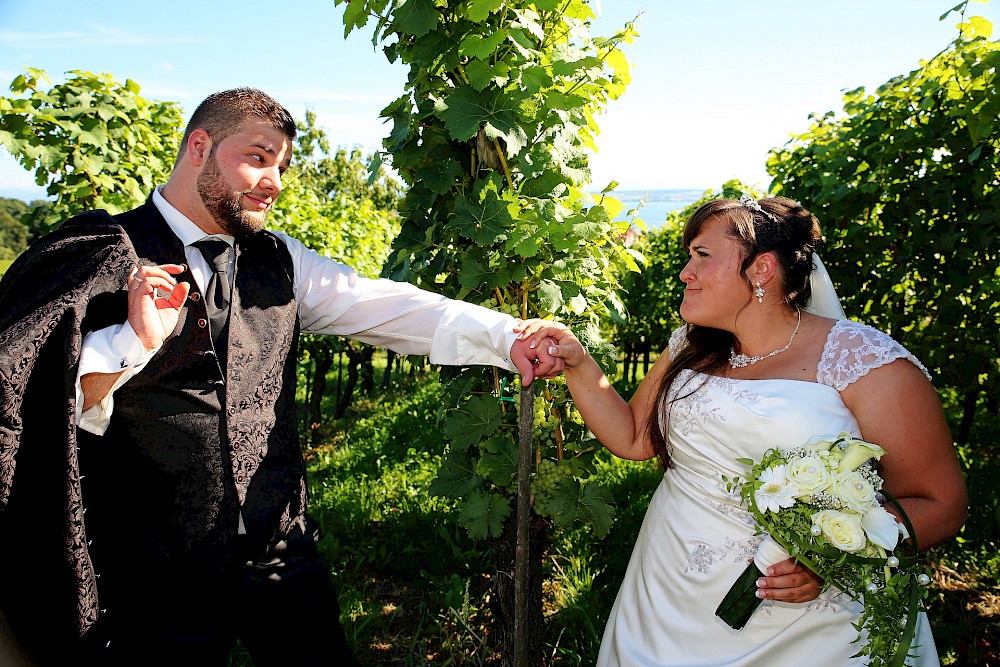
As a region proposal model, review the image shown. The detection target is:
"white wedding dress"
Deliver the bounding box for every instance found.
[597,319,940,666]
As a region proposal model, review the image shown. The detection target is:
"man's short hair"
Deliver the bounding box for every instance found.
[178,88,296,161]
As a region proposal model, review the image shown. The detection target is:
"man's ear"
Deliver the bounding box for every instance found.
[185,129,212,167]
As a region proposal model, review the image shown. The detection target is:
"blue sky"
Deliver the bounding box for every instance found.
[0,0,995,200]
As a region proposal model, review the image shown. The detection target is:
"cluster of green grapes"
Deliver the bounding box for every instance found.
[531,393,561,446]
[566,404,584,427]
[479,295,523,318]
[531,458,574,517]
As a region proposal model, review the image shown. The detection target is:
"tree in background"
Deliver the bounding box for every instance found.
[615,221,679,382]
[0,68,182,234]
[767,6,999,445]
[336,0,640,661]
[269,110,404,432]
[0,198,30,260]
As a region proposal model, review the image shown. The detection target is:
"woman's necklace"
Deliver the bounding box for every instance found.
[729,309,801,368]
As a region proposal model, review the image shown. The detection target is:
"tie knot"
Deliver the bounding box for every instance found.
[194,238,231,274]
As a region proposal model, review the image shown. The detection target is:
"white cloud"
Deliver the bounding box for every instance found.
[0,24,206,49]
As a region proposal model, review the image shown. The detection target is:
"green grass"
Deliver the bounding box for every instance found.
[229,354,998,665]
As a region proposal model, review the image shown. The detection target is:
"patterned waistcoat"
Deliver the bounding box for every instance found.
[78,202,306,574]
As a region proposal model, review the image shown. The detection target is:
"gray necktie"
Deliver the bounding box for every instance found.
[193,238,233,357]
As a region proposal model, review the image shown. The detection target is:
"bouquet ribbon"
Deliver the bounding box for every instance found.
[716,536,789,630]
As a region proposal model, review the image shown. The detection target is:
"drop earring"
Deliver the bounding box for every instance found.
[755,281,765,304]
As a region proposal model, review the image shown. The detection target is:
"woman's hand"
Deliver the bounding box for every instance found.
[755,558,823,603]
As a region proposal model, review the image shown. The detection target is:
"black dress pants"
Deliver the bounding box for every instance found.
[84,527,359,667]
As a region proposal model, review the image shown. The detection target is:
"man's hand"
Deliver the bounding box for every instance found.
[510,335,563,384]
[129,264,190,350]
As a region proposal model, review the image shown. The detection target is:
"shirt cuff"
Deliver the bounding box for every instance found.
[75,322,160,435]
[428,302,518,372]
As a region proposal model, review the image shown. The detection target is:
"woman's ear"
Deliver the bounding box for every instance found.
[748,251,779,288]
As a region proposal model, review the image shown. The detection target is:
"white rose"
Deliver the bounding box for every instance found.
[786,454,834,499]
[812,509,868,553]
[832,469,878,513]
[862,505,902,550]
[839,437,886,472]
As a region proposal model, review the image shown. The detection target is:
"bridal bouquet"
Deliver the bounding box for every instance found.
[717,433,931,667]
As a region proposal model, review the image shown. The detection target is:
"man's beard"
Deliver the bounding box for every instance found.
[196,154,268,237]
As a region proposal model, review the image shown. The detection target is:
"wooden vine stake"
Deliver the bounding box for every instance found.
[514,380,534,666]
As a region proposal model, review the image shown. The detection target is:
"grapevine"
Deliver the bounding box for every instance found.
[335,0,638,658]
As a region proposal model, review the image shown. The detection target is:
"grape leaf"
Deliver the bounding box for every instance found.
[477,435,518,487]
[444,395,502,450]
[429,450,484,499]
[458,253,496,291]
[468,0,503,22]
[436,85,520,145]
[460,491,511,540]
[549,477,616,538]
[394,0,440,37]
[459,30,508,60]
[451,193,513,245]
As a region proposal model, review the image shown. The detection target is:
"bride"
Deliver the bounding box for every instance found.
[520,196,967,665]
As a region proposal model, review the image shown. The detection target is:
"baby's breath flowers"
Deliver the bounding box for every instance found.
[717,433,931,667]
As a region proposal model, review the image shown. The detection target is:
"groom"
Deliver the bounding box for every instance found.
[0,87,559,665]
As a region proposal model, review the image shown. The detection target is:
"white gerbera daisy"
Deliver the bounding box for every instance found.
[755,465,798,514]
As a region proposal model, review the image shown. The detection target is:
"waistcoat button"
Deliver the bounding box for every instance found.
[190,292,201,302]
[197,318,208,328]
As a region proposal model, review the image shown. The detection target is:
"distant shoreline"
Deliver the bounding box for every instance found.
[607,188,707,202]
[599,188,706,227]
[0,187,708,230]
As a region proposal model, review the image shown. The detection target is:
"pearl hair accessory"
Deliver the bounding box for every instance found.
[729,308,801,368]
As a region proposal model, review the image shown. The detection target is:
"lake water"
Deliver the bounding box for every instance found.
[604,188,705,228]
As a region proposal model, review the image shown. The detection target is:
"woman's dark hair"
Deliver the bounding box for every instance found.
[646,197,822,469]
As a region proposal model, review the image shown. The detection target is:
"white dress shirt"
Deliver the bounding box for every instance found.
[75,187,519,435]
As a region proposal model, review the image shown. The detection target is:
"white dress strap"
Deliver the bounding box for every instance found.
[817,319,931,391]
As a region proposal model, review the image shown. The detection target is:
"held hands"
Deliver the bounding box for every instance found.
[128,264,190,350]
[514,319,589,369]
[754,558,823,604]
[509,334,562,384]
[508,318,596,383]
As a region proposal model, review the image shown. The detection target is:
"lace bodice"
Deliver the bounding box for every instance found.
[817,319,930,389]
[667,319,929,391]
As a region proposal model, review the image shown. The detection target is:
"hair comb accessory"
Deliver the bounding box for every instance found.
[738,193,779,223]
[738,193,763,212]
